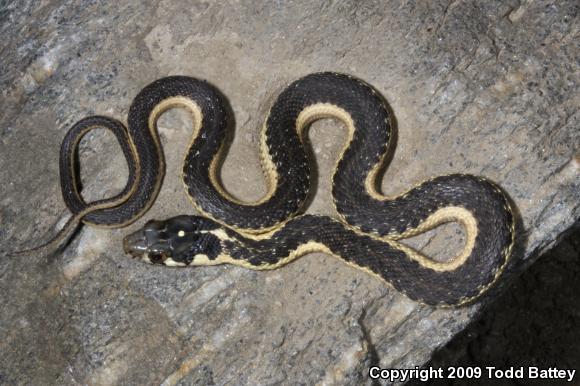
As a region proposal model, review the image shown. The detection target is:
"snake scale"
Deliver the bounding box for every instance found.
[24,72,515,306]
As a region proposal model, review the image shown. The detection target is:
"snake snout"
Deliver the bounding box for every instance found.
[123,229,148,258]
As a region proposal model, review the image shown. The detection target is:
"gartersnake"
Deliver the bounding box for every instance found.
[22,73,515,306]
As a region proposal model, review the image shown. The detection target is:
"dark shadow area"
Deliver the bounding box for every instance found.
[408,226,580,386]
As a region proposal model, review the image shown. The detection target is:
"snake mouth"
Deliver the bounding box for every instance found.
[123,229,147,258]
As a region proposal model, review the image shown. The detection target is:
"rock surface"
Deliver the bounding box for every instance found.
[0,1,578,385]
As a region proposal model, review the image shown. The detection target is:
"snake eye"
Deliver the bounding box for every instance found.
[149,252,165,264]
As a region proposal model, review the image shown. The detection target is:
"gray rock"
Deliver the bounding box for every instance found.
[0,1,578,385]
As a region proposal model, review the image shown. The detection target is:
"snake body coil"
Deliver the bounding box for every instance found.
[32,73,514,306]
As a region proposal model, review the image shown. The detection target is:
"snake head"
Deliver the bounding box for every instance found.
[123,215,223,266]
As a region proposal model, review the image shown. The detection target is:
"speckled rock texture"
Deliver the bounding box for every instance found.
[0,1,578,385]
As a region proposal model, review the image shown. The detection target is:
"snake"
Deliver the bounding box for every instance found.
[21,72,515,307]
